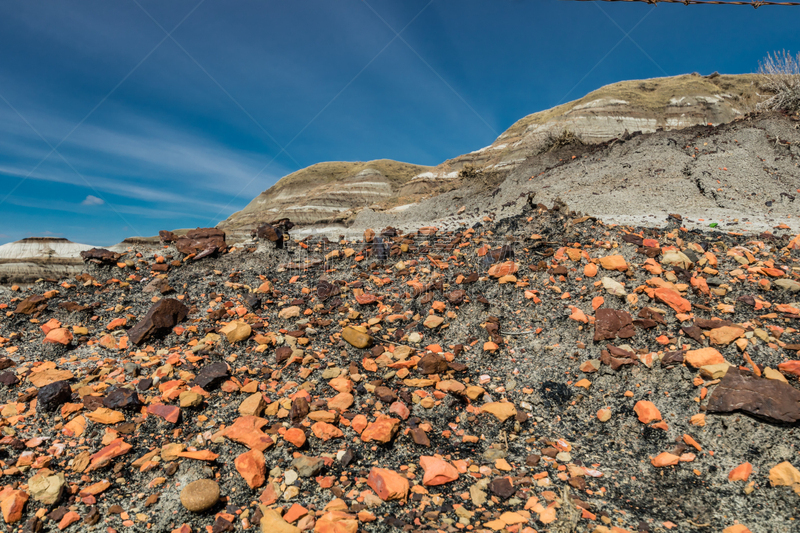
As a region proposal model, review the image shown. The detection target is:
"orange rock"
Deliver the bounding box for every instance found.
[283,503,308,524]
[177,450,219,461]
[311,421,343,441]
[481,401,517,422]
[706,326,745,346]
[722,525,752,533]
[483,341,499,352]
[653,287,691,314]
[0,490,27,523]
[58,510,80,530]
[778,360,800,378]
[314,511,358,533]
[599,255,627,272]
[98,334,118,350]
[284,428,306,448]
[223,416,274,451]
[769,461,800,487]
[568,307,588,323]
[235,449,266,489]
[327,392,354,412]
[682,434,701,451]
[651,452,680,467]
[685,347,725,368]
[44,328,72,345]
[634,401,662,424]
[728,462,753,482]
[583,263,598,278]
[419,456,459,486]
[87,408,125,425]
[360,416,399,443]
[488,261,517,278]
[367,468,409,501]
[107,317,127,330]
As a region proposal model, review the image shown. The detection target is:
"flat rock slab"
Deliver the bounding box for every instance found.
[707,368,800,423]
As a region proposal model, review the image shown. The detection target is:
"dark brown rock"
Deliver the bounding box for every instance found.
[174,228,226,256]
[79,248,123,265]
[410,428,430,446]
[374,386,397,403]
[103,387,143,411]
[489,477,515,499]
[159,230,177,243]
[446,290,466,305]
[14,294,47,315]
[192,363,229,391]
[291,397,309,426]
[706,367,800,423]
[417,353,448,375]
[37,380,72,413]
[600,345,639,370]
[594,309,635,342]
[128,299,188,345]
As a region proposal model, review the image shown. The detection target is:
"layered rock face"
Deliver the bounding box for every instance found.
[0,238,95,285]
[218,160,432,239]
[221,73,768,236]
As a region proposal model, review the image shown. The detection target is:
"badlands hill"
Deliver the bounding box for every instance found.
[219,73,769,237]
[0,238,94,285]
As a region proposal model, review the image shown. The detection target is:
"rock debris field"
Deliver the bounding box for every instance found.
[1,202,800,533]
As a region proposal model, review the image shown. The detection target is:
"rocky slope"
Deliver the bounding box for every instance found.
[221,73,769,236]
[0,203,798,532]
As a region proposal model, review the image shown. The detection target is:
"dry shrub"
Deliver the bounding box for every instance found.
[541,128,584,153]
[758,51,800,113]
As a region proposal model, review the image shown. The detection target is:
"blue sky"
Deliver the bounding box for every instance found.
[1,0,797,245]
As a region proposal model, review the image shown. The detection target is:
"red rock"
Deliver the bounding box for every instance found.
[419,456,459,486]
[235,449,266,489]
[583,263,598,277]
[389,401,410,420]
[44,328,72,345]
[284,428,306,448]
[0,490,27,523]
[259,482,280,505]
[87,438,132,472]
[653,287,691,313]
[728,462,753,482]
[367,468,408,501]
[360,416,400,443]
[147,404,180,423]
[634,401,662,424]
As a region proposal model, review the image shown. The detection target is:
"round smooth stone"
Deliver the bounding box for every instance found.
[180,479,219,512]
